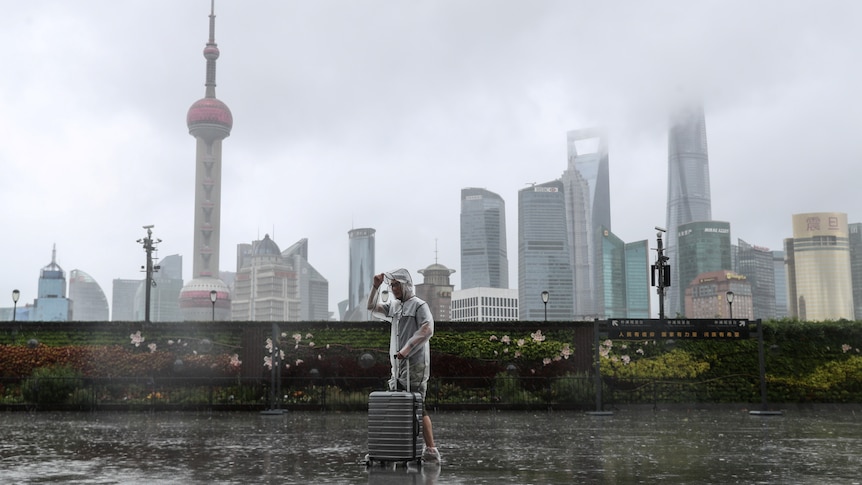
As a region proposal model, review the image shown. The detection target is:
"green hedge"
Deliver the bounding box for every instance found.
[2,319,862,404]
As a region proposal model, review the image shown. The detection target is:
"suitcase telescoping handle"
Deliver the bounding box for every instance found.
[394,354,410,392]
[396,356,421,440]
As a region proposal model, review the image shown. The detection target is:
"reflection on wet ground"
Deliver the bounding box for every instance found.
[1,407,860,484]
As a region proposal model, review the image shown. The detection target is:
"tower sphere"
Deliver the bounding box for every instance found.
[203,45,220,61]
[187,98,233,140]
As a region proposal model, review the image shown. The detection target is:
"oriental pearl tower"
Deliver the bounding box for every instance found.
[179,0,232,321]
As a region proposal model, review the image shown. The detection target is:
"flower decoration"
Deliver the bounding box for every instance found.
[130,331,145,347]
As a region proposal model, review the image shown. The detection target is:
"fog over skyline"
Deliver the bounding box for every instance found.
[2,1,861,317]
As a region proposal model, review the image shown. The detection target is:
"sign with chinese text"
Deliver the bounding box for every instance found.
[607,319,750,340]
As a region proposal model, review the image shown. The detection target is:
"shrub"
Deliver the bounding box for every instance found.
[22,365,84,404]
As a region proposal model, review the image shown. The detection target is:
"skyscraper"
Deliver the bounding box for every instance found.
[460,188,508,290]
[785,212,854,321]
[772,250,789,319]
[598,227,626,318]
[597,227,651,319]
[148,254,184,322]
[33,245,71,321]
[518,180,573,321]
[677,221,732,316]
[179,2,233,321]
[665,103,712,317]
[562,128,610,319]
[849,223,862,321]
[232,235,297,321]
[624,239,651,318]
[68,269,109,321]
[111,278,140,321]
[736,239,776,320]
[282,238,330,321]
[344,228,375,321]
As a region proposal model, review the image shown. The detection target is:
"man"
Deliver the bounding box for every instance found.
[367,268,441,463]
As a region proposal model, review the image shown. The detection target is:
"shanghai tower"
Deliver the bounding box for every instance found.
[665,103,712,317]
[562,128,610,319]
[179,1,233,321]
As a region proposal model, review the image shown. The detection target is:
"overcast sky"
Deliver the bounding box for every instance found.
[2,1,861,318]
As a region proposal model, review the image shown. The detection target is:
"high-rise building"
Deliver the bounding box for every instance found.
[598,227,626,318]
[109,255,182,323]
[460,188,508,290]
[624,240,651,318]
[148,254,184,322]
[597,228,650,319]
[232,235,329,321]
[111,279,140,321]
[518,180,573,321]
[785,213,854,321]
[344,228,375,321]
[282,239,330,321]
[232,235,297,321]
[416,263,456,322]
[736,239,777,320]
[772,250,788,319]
[562,128,610,319]
[665,103,712,317]
[677,221,732,317]
[685,270,753,319]
[68,269,109,321]
[849,223,862,321]
[179,3,232,321]
[451,287,519,322]
[33,245,71,321]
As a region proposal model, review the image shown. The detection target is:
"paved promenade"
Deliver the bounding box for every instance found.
[1,407,860,484]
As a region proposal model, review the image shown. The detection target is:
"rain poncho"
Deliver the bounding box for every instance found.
[369,268,434,395]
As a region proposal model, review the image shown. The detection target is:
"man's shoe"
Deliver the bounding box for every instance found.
[422,446,441,463]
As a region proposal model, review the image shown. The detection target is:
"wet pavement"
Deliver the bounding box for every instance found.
[1,407,861,484]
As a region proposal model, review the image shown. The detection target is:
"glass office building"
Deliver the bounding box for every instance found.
[518,180,573,321]
[460,188,509,290]
[665,104,712,317]
[562,128,610,319]
[346,228,375,321]
[677,220,732,317]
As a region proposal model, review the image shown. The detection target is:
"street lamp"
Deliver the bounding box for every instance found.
[541,290,549,322]
[210,290,217,321]
[12,289,20,322]
[726,291,734,319]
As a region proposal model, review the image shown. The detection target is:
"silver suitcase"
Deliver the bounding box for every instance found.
[366,359,423,464]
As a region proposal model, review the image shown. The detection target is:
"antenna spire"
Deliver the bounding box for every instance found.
[203,0,220,98]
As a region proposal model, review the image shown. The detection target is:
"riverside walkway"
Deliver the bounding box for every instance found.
[2,407,860,484]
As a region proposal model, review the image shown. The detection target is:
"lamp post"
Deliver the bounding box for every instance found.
[726,291,734,319]
[137,225,161,324]
[541,290,549,322]
[12,289,20,322]
[210,290,217,322]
